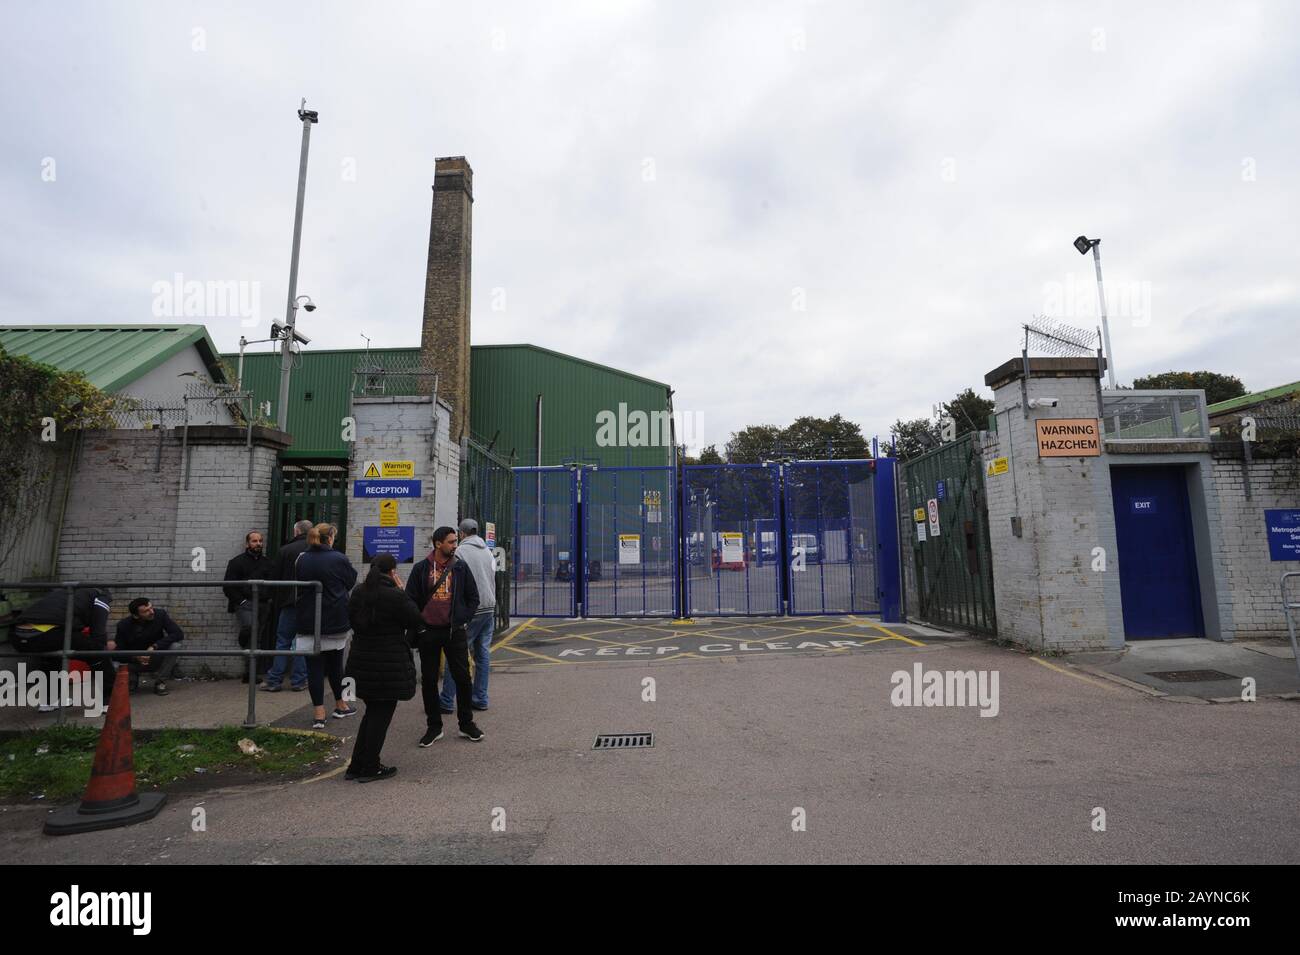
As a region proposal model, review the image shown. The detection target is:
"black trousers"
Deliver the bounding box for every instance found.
[349,698,398,775]
[417,626,473,730]
[306,648,345,708]
[125,654,179,681]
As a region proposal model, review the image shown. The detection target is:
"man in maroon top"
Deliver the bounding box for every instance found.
[406,526,483,745]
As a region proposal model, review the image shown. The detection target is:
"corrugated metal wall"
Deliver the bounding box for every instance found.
[472,345,672,468]
[231,345,673,467]
[234,348,418,459]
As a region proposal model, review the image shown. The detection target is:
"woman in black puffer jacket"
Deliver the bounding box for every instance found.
[344,553,423,782]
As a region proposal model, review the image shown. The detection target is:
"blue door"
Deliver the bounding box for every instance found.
[1110,466,1204,639]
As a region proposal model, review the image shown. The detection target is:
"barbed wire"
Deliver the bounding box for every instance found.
[1022,317,1099,357]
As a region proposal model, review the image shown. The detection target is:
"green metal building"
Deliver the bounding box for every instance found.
[228,343,675,468]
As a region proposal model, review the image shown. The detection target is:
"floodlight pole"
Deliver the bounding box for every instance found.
[1089,240,1117,389]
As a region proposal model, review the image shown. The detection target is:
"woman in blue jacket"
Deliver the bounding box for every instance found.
[294,523,359,729]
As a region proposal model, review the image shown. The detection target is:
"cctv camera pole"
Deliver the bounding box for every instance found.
[277,99,319,431]
[1089,240,1117,390]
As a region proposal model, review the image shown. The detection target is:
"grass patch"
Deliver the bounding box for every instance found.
[0,726,338,803]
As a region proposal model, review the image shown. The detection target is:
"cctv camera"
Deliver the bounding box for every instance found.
[1029,398,1059,408]
[303,303,316,312]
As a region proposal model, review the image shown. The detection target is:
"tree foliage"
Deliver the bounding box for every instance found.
[723,415,868,463]
[886,387,995,461]
[1131,370,1247,406]
[0,345,118,574]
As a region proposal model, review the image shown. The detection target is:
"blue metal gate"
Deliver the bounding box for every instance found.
[683,464,783,616]
[511,466,577,617]
[784,459,887,615]
[513,458,900,619]
[582,466,678,616]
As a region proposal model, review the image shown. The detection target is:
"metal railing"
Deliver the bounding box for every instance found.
[1281,573,1300,686]
[0,579,322,728]
[1101,389,1210,441]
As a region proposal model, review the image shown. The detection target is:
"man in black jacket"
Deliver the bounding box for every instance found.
[223,531,274,682]
[114,598,183,695]
[262,519,312,692]
[406,526,484,745]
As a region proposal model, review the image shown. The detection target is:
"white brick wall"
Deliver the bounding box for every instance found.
[983,373,1124,651]
[347,396,457,568]
[1211,454,1300,638]
[55,428,283,678]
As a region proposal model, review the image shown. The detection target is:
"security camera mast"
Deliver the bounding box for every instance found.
[276,98,319,431]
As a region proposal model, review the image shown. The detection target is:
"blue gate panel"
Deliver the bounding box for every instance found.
[1110,465,1204,639]
[784,460,879,615]
[873,457,901,622]
[683,464,782,616]
[582,466,677,617]
[512,467,576,617]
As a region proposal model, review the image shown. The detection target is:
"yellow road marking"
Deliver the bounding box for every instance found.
[491,617,535,655]
[302,762,349,785]
[862,622,926,647]
[499,643,579,665]
[1030,656,1120,691]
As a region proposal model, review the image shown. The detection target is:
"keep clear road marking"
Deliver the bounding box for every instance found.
[1030,656,1122,692]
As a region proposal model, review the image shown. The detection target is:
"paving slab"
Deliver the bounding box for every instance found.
[1066,638,1300,700]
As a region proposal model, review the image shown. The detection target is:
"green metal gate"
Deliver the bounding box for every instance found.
[267,463,349,555]
[901,433,996,635]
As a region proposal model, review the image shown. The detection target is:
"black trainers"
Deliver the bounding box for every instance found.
[259,682,283,693]
[153,681,169,696]
[458,722,485,742]
[419,728,444,747]
[357,765,397,783]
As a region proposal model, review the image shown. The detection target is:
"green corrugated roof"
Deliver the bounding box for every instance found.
[473,343,670,390]
[0,325,226,391]
[1207,380,1300,415]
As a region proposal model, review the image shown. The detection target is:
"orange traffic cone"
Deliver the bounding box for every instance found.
[44,665,167,835]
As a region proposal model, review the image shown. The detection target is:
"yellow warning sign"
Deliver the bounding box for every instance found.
[362,460,415,478]
[380,499,399,527]
[986,457,1009,476]
[913,507,926,523]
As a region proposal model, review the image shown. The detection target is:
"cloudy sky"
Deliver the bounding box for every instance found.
[3,0,1297,451]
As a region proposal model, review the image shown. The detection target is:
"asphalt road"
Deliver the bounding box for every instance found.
[4,624,1298,864]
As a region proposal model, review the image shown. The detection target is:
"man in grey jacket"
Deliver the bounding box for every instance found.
[439,518,497,712]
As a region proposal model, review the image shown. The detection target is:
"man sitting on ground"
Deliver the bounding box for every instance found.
[114,598,184,696]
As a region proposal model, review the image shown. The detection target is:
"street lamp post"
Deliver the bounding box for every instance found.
[277,99,319,431]
[1074,234,1116,389]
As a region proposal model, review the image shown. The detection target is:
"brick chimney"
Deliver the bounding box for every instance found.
[420,156,473,441]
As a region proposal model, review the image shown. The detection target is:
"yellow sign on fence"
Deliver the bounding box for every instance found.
[986,457,1009,476]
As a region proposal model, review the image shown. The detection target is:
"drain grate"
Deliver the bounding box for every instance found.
[593,733,653,750]
[1145,669,1239,683]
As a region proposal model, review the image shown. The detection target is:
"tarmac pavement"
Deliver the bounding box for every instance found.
[3,618,1298,864]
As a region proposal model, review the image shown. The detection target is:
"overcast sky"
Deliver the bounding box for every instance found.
[3,0,1297,451]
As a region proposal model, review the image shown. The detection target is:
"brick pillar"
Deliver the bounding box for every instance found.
[981,357,1125,651]
[420,156,473,442]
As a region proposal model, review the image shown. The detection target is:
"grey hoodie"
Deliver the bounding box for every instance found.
[457,534,497,614]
